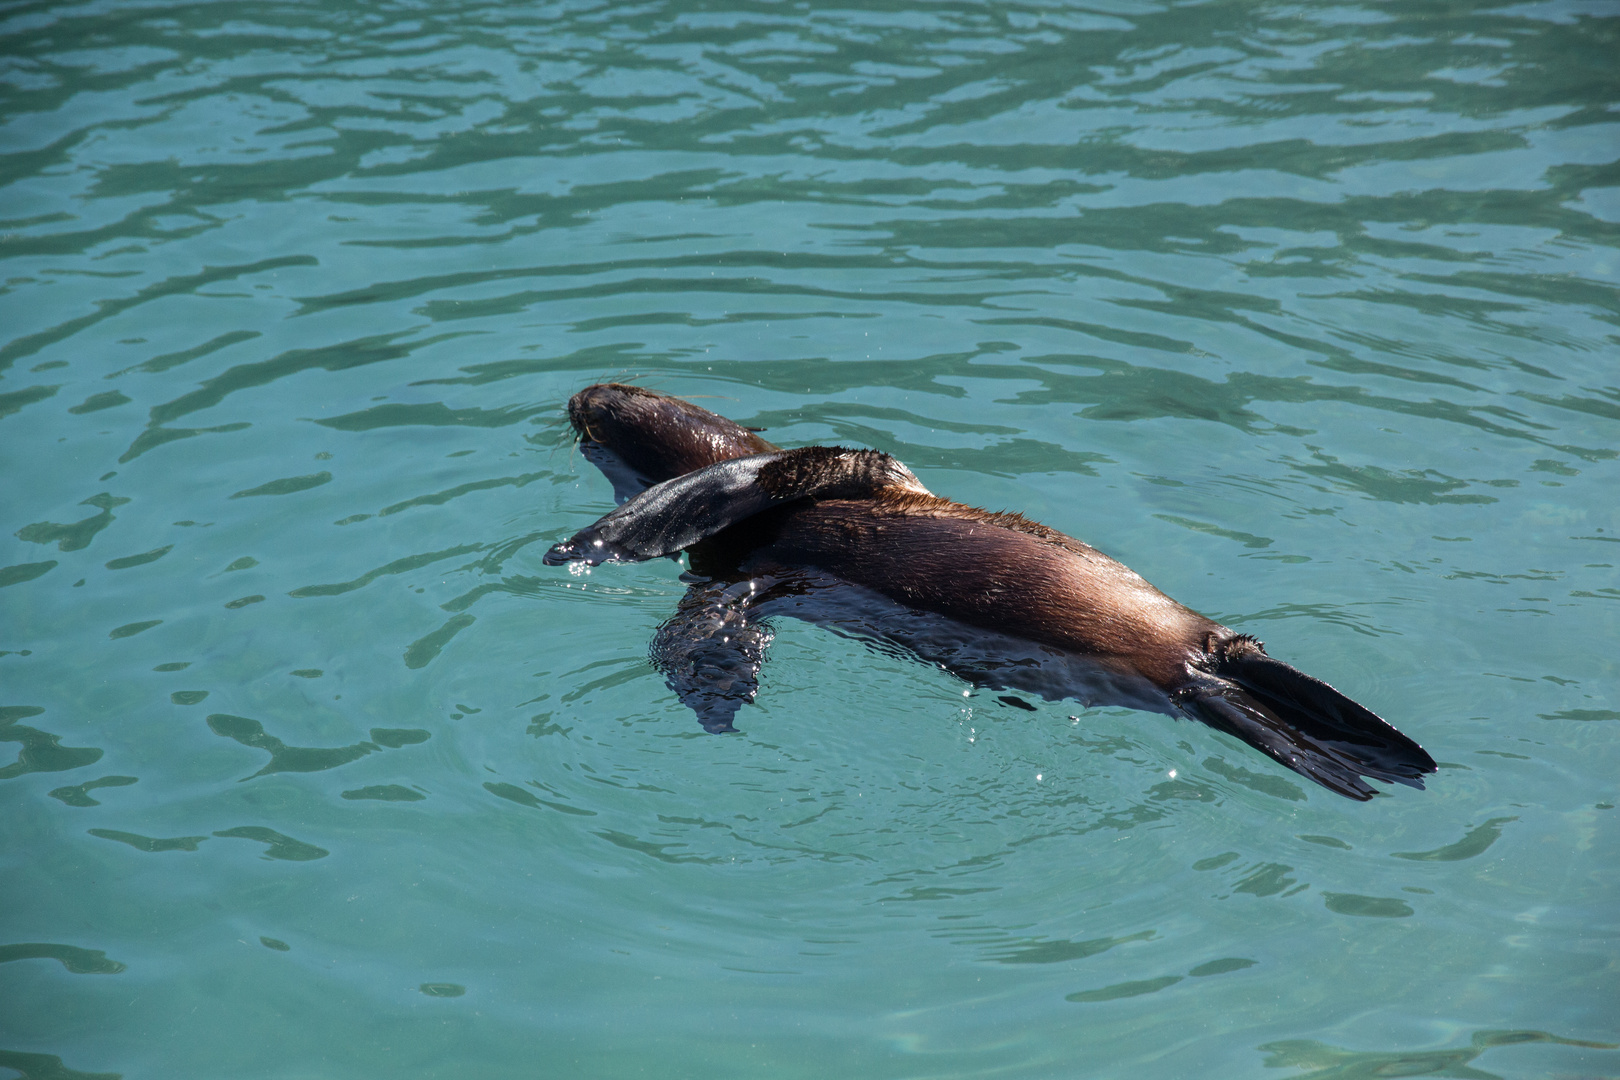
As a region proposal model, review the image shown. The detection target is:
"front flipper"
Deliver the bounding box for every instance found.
[649,576,779,733]
[544,446,927,566]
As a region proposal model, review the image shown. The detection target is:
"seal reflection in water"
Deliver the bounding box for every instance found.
[547,383,1437,802]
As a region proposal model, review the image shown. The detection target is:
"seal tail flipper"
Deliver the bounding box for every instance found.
[1177,640,1437,801]
[650,577,778,733]
[544,446,927,566]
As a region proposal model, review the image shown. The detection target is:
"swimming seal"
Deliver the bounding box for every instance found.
[547,383,1437,801]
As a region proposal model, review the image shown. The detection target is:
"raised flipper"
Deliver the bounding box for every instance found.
[544,446,927,566]
[1176,635,1437,801]
[649,576,779,733]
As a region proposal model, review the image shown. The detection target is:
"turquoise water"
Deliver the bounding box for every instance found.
[2,0,1617,1076]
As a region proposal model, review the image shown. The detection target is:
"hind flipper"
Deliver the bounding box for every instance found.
[1178,688,1382,800]
[545,446,926,566]
[1178,638,1436,801]
[650,576,779,733]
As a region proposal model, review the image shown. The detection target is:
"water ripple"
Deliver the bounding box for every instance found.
[2,0,1617,1075]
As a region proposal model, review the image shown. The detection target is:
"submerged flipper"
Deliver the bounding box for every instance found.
[545,446,927,566]
[1177,636,1437,801]
[649,576,779,733]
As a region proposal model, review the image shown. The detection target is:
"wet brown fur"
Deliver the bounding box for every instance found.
[756,447,928,502]
[728,492,1220,689]
[569,383,776,483]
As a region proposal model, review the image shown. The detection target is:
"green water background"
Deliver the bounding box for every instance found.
[1,1,1617,1076]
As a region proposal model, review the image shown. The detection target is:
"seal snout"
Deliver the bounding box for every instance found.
[566,383,639,444]
[564,383,779,485]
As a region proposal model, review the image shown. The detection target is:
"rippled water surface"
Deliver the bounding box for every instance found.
[2,1,1618,1076]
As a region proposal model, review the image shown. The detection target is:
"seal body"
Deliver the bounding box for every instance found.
[725,494,1219,691]
[551,383,1437,801]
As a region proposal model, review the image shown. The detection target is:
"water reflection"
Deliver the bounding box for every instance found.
[1258,1029,1618,1080]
